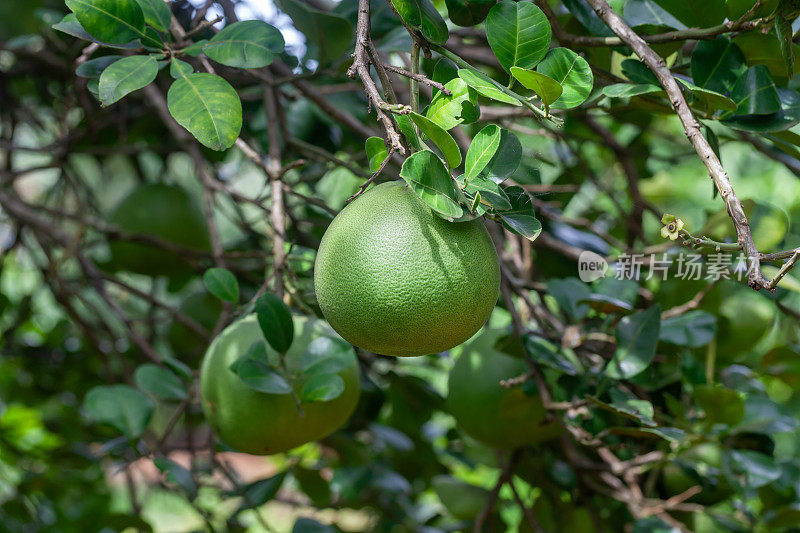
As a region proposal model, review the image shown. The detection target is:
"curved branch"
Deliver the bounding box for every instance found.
[586,0,769,291]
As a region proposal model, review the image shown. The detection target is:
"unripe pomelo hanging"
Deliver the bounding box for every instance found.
[447,327,562,449]
[108,183,210,277]
[200,315,360,455]
[314,181,500,357]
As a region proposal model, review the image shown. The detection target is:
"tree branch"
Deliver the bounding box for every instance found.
[347,0,406,154]
[585,0,769,291]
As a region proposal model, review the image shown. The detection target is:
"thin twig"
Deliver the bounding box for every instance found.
[473,450,521,533]
[768,249,800,290]
[347,147,395,203]
[381,61,449,95]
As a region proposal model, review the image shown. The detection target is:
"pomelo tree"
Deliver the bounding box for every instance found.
[3,0,800,531]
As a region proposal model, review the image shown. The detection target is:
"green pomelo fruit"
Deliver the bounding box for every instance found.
[715,288,775,361]
[200,315,361,455]
[167,291,223,364]
[447,327,562,449]
[314,181,500,357]
[108,183,210,277]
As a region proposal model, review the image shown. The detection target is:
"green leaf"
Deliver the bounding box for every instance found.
[578,294,634,315]
[523,334,577,375]
[625,1,685,28]
[301,373,345,402]
[456,68,522,106]
[169,58,193,78]
[445,0,494,27]
[255,293,294,354]
[722,87,800,132]
[54,13,141,49]
[587,394,655,426]
[293,517,337,533]
[365,137,389,172]
[462,174,510,210]
[776,12,796,79]
[497,185,541,240]
[676,78,737,113]
[562,0,614,36]
[293,468,331,507]
[432,58,459,97]
[409,112,461,168]
[470,191,482,213]
[483,128,521,182]
[65,0,145,45]
[510,67,563,106]
[695,384,745,426]
[659,310,716,347]
[602,83,663,98]
[548,277,591,320]
[465,124,501,181]
[83,384,154,438]
[459,100,481,124]
[239,472,286,509]
[299,336,354,376]
[134,364,187,401]
[485,0,551,73]
[98,55,157,107]
[536,47,593,109]
[163,355,193,380]
[728,450,781,488]
[167,73,242,151]
[691,37,746,94]
[728,65,781,116]
[395,114,423,150]
[605,305,661,379]
[400,150,463,219]
[426,78,477,130]
[75,55,123,78]
[609,391,656,426]
[203,267,239,303]
[276,0,353,63]
[154,457,198,499]
[726,0,778,20]
[650,0,726,28]
[230,353,293,395]
[183,39,208,57]
[203,20,284,69]
[134,0,171,32]
[390,0,449,44]
[608,426,686,442]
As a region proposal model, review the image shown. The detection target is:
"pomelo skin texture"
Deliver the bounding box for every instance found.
[108,183,211,277]
[314,181,500,357]
[447,328,562,449]
[200,315,360,455]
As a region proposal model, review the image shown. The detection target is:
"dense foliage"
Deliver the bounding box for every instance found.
[3,0,800,531]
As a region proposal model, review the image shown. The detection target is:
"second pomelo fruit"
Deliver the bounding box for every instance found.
[200,315,360,455]
[447,327,562,449]
[167,291,223,363]
[314,181,500,357]
[108,183,211,277]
